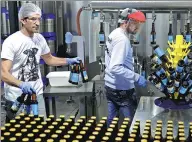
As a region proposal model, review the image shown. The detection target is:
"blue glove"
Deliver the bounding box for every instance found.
[66,57,81,65]
[19,82,36,95]
[137,76,147,87]
[65,32,73,44]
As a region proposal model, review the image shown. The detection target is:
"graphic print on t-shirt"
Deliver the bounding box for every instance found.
[18,48,39,81]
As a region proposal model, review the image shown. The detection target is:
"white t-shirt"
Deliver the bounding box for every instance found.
[1,31,50,102]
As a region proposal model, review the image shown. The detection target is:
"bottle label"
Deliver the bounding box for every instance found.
[151,56,162,65]
[150,35,156,42]
[160,68,165,74]
[155,82,164,91]
[162,78,168,86]
[183,56,188,64]
[99,34,105,42]
[83,71,88,80]
[22,105,31,115]
[167,86,175,94]
[31,104,38,115]
[156,70,161,77]
[179,86,187,95]
[154,47,164,58]
[157,58,162,65]
[176,66,183,73]
[11,100,20,112]
[71,73,79,83]
[175,80,180,87]
[185,34,191,43]
[168,35,173,42]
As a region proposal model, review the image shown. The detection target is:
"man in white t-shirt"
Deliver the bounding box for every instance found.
[1,3,80,121]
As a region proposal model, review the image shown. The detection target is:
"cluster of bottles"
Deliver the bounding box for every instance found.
[149,44,192,100]
[11,93,38,116]
[68,60,88,85]
[1,114,192,142]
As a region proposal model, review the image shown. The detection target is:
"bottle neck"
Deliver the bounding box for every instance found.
[152,23,155,32]
[100,22,104,32]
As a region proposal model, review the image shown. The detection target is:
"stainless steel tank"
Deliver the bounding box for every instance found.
[44,13,55,33]
[1,7,8,36]
[46,36,56,53]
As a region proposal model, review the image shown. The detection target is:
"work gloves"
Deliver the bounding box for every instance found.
[137,76,147,87]
[65,32,73,44]
[66,57,81,65]
[19,82,36,95]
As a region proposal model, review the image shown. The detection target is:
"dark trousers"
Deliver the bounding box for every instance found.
[105,85,137,126]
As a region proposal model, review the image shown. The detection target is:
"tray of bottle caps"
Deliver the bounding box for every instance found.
[1,114,192,142]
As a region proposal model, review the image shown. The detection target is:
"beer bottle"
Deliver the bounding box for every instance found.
[92,131,100,141]
[56,118,62,127]
[11,93,26,113]
[22,95,31,115]
[176,60,185,74]
[66,118,73,128]
[168,20,173,42]
[39,114,44,122]
[70,115,75,123]
[168,67,176,79]
[69,65,75,84]
[46,118,52,126]
[34,117,41,125]
[68,130,75,138]
[20,128,28,138]
[150,54,162,65]
[31,93,38,117]
[41,121,48,130]
[179,81,189,99]
[70,64,79,85]
[4,132,11,141]
[79,131,87,141]
[9,128,16,137]
[153,45,168,63]
[59,126,66,136]
[151,22,156,45]
[10,119,16,127]
[49,115,55,122]
[5,123,11,131]
[19,113,25,119]
[167,80,175,98]
[24,117,31,125]
[1,136,5,142]
[29,114,35,121]
[32,129,39,138]
[99,21,105,45]
[52,121,59,130]
[39,133,47,140]
[27,133,35,142]
[30,121,37,130]
[79,60,88,83]
[185,17,191,43]
[76,135,83,142]
[63,134,72,142]
[47,125,54,134]
[1,126,6,135]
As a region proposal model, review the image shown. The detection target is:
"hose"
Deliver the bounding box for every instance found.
[76,7,83,36]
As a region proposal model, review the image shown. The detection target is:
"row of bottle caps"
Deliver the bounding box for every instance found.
[1,113,192,142]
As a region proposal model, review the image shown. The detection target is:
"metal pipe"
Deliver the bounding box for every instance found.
[90,1,192,9]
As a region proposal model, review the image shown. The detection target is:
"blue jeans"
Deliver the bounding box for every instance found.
[105,85,137,126]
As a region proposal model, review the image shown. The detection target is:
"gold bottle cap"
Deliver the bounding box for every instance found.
[82,127,89,131]
[93,131,99,135]
[123,121,129,125]
[10,119,16,123]
[145,123,151,127]
[157,120,162,124]
[130,133,136,138]
[142,135,148,139]
[33,129,39,133]
[9,128,16,132]
[52,122,58,126]
[124,117,130,121]
[102,117,107,120]
[146,120,151,123]
[167,132,173,135]
[167,124,173,128]
[179,133,185,137]
[47,139,54,142]
[74,123,80,126]
[144,127,150,131]
[70,116,75,119]
[19,121,25,125]
[49,115,54,118]
[167,120,173,124]
[1,137,4,141]
[35,138,42,142]
[68,130,74,134]
[155,131,161,135]
[22,138,29,141]
[15,133,22,137]
[14,124,21,128]
[63,122,69,126]
[59,115,65,118]
[15,116,21,120]
[156,124,162,128]
[156,127,162,131]
[179,137,186,140]
[179,129,185,133]
[80,131,86,135]
[111,121,118,124]
[97,124,103,127]
[71,126,77,130]
[39,115,44,118]
[89,135,96,140]
[105,132,111,136]
[48,125,54,129]
[166,141,173,142]
[9,137,16,141]
[56,130,62,134]
[1,126,5,130]
[41,122,47,125]
[72,140,79,142]
[102,136,109,140]
[64,135,70,139]
[4,132,10,136]
[133,125,138,129]
[59,139,67,142]
[85,123,91,127]
[29,114,34,117]
[95,127,101,131]
[51,134,58,138]
[128,138,135,142]
[107,128,113,132]
[26,125,32,129]
[40,133,46,138]
[131,129,137,134]
[91,116,97,119]
[189,122,192,126]
[117,133,124,137]
[178,125,184,129]
[19,113,25,116]
[56,118,62,122]
[27,133,34,137]
[30,121,36,125]
[77,119,83,123]
[21,129,27,133]
[88,120,94,123]
[44,129,51,133]
[37,125,43,129]
[115,137,122,141]
[80,116,86,119]
[5,123,11,127]
[109,124,115,128]
[167,136,173,140]
[100,120,106,124]
[141,139,148,142]
[46,118,51,122]
[143,130,149,135]
[76,135,83,139]
[34,118,40,121]
[178,121,184,125]
[154,135,161,139]
[113,117,119,121]
[153,140,160,142]
[119,129,125,133]
[66,119,72,123]
[167,128,173,132]
[121,125,127,129]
